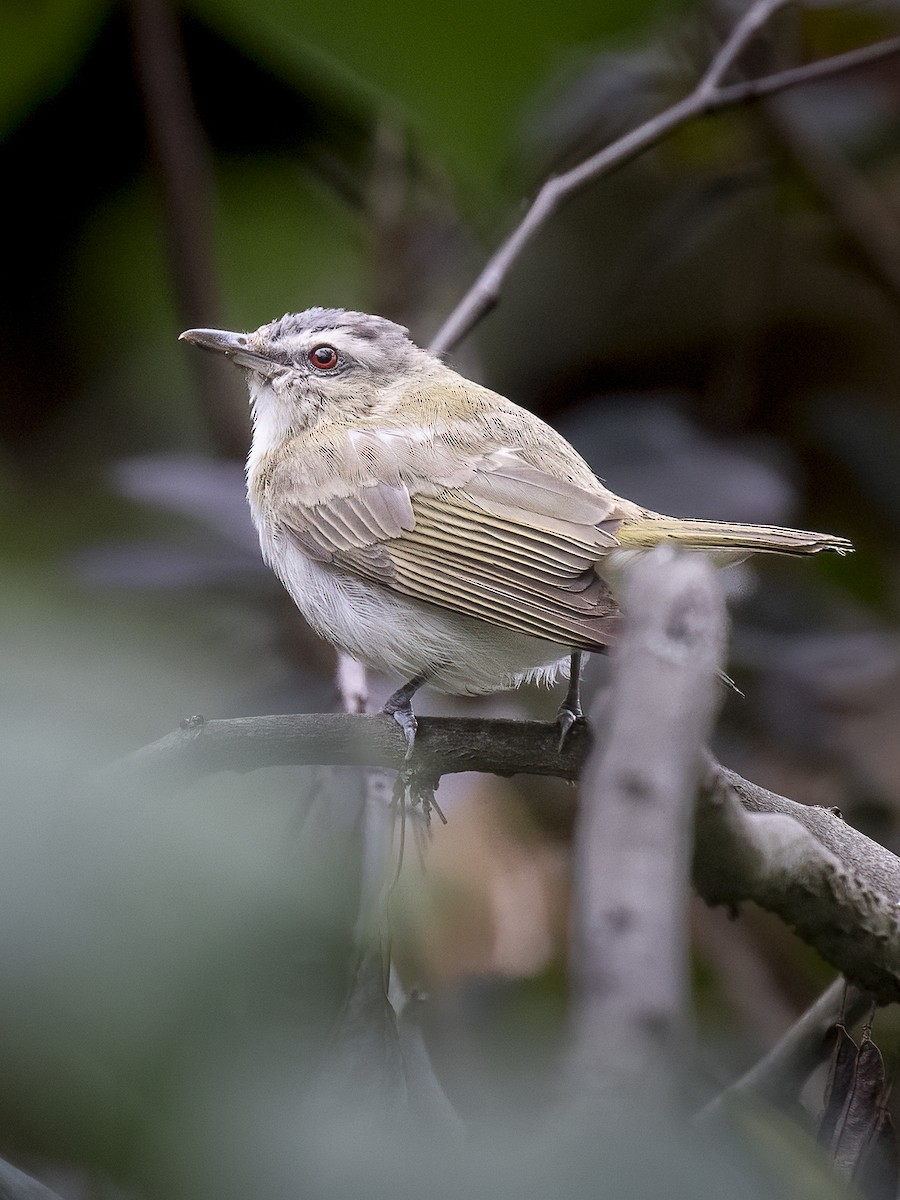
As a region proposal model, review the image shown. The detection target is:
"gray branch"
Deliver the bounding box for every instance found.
[565,548,727,1099]
[695,762,900,1003]
[97,712,591,800]
[428,0,900,356]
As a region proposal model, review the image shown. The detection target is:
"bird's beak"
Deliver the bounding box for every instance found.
[179,327,279,373]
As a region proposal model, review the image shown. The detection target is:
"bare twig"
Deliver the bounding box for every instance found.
[697,977,872,1123]
[714,35,900,107]
[695,0,788,98]
[566,548,727,1100]
[428,4,900,355]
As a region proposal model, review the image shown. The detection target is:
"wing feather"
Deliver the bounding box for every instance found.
[466,457,619,530]
[389,546,618,648]
[268,427,626,649]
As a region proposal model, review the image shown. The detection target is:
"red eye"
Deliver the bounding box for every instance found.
[309,344,338,370]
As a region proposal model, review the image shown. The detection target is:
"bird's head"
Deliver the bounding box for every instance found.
[180,308,436,440]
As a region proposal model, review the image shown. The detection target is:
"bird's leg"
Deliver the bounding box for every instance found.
[556,651,585,751]
[382,672,429,758]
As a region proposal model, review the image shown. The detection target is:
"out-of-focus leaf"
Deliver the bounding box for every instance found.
[0,0,110,139]
[312,950,409,1110]
[397,992,466,1133]
[70,452,256,591]
[186,0,683,185]
[717,1095,858,1200]
[311,948,463,1132]
[72,540,263,590]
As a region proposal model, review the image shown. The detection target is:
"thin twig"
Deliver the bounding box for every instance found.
[715,34,900,106]
[695,0,789,98]
[428,8,900,355]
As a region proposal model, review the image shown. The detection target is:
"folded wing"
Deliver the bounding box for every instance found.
[270,433,626,651]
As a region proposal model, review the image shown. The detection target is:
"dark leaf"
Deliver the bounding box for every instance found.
[828,1033,891,1182]
[818,1023,862,1148]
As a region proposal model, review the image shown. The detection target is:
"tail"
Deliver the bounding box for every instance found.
[616,515,853,556]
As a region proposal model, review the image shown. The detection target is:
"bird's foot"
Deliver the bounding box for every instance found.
[387,701,417,758]
[556,651,586,751]
[555,699,585,752]
[382,674,428,759]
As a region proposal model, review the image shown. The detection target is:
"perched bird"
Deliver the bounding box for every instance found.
[181,308,852,752]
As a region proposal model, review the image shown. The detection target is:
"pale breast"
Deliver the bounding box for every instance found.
[255,516,571,695]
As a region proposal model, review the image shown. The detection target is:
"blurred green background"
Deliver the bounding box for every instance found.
[3,0,900,1196]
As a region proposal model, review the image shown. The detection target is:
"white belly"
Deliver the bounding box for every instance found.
[259,527,572,695]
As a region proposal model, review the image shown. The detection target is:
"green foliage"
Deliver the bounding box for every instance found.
[0,0,111,138]
[186,0,684,186]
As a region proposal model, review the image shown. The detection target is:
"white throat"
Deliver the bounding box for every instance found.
[245,372,317,477]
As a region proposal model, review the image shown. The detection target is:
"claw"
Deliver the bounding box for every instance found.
[556,651,585,751]
[556,704,583,752]
[391,705,418,758]
[382,672,428,759]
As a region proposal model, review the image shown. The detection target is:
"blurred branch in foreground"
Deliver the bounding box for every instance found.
[566,550,725,1103]
[430,0,900,355]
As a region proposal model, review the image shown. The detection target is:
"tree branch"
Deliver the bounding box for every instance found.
[101,707,900,1003]
[695,761,900,1003]
[97,712,592,800]
[428,3,900,355]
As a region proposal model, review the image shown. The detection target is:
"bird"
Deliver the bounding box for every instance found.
[180,307,852,762]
